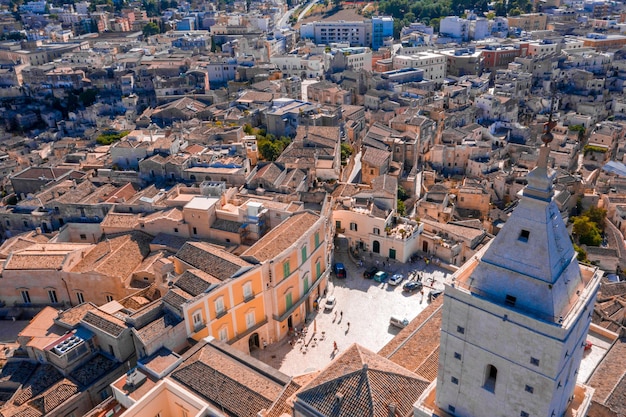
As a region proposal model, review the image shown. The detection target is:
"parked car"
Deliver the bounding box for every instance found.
[374,271,388,283]
[334,263,347,279]
[403,281,423,293]
[324,296,337,311]
[388,273,404,286]
[363,266,378,279]
[390,315,409,328]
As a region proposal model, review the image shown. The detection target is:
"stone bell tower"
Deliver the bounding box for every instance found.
[416,109,601,417]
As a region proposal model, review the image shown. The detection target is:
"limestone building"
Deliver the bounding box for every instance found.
[415,141,602,416]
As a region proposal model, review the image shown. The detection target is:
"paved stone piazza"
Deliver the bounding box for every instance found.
[251,247,450,376]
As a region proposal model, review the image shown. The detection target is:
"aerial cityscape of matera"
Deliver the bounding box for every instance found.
[0,0,625,415]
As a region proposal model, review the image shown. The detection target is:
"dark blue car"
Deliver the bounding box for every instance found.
[403,281,423,293]
[334,263,347,279]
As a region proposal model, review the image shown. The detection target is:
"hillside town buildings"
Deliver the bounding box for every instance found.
[0,0,625,416]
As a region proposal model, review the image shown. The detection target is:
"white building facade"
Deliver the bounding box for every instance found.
[392,52,446,82]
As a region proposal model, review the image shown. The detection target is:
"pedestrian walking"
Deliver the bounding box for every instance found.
[382,261,385,267]
[347,322,350,328]
[340,311,343,319]
[333,341,337,351]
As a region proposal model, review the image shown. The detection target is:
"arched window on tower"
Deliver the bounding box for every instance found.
[484,364,498,393]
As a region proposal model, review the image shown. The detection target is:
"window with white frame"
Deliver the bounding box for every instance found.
[48,289,58,304]
[105,295,114,303]
[246,311,256,329]
[20,290,31,304]
[218,327,228,341]
[215,297,225,315]
[76,292,84,304]
[192,310,203,327]
[243,282,253,300]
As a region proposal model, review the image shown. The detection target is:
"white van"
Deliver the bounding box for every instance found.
[389,316,409,328]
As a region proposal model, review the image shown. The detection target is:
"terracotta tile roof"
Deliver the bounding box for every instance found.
[143,207,184,223]
[242,211,319,262]
[604,371,626,416]
[82,309,127,338]
[264,373,318,417]
[11,167,72,180]
[4,254,67,270]
[414,350,439,382]
[11,365,63,407]
[264,379,301,417]
[101,212,142,229]
[55,303,97,328]
[69,354,118,387]
[211,218,244,233]
[171,344,285,416]
[0,233,50,260]
[162,287,193,313]
[120,286,161,311]
[49,181,101,204]
[184,144,205,155]
[0,404,41,417]
[71,231,153,280]
[378,297,444,376]
[236,90,275,103]
[135,313,181,345]
[254,163,284,185]
[174,269,220,297]
[331,183,361,198]
[27,379,78,415]
[150,233,190,251]
[296,344,429,417]
[588,338,626,407]
[362,147,390,167]
[0,362,36,386]
[3,243,89,270]
[175,241,251,280]
[280,169,306,189]
[371,174,397,195]
[598,282,626,299]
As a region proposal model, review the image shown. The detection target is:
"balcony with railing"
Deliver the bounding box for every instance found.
[273,267,329,323]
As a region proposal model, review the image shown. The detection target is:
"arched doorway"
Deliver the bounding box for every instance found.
[248,333,260,351]
[373,240,380,254]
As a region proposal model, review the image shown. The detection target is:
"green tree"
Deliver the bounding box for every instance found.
[258,140,282,161]
[429,17,441,32]
[397,185,409,201]
[5,32,25,40]
[243,123,254,135]
[572,216,602,246]
[340,143,353,162]
[79,88,99,107]
[493,0,507,15]
[569,124,586,140]
[397,199,406,216]
[142,22,160,37]
[96,130,130,145]
[584,206,606,231]
[573,244,588,262]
